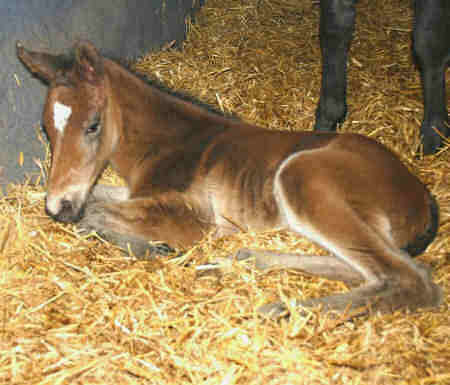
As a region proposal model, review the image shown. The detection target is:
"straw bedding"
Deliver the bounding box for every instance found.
[1,0,449,383]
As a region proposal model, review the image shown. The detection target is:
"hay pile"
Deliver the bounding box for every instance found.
[1,0,449,383]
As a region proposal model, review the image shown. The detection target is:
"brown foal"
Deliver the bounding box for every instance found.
[17,41,441,318]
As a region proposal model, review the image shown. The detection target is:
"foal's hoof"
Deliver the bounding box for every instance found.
[234,248,272,270]
[235,248,252,261]
[257,301,290,320]
[125,242,175,260]
[149,243,175,257]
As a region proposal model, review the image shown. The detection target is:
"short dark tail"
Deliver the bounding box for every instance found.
[403,192,439,257]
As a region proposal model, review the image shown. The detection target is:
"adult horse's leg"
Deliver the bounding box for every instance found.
[413,0,450,154]
[315,0,357,131]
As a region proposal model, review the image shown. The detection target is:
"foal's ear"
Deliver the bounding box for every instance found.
[74,41,104,84]
[16,41,68,84]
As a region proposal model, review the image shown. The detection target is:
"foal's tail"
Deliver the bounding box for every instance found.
[404,191,439,257]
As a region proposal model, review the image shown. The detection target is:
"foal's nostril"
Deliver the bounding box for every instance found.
[47,198,79,223]
[60,199,73,213]
[46,191,86,223]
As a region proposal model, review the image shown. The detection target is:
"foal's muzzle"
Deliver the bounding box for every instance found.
[45,196,85,223]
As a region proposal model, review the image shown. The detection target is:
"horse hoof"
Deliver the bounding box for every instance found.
[150,243,175,257]
[257,302,289,320]
[235,248,252,261]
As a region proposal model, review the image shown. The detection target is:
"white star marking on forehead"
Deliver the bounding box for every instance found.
[53,101,72,134]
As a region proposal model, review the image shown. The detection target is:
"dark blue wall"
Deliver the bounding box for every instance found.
[0,0,201,186]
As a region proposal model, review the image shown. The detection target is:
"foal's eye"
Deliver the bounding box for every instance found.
[86,121,101,136]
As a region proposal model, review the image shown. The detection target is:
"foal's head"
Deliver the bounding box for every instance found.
[17,41,119,222]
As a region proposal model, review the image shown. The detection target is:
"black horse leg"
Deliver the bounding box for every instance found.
[413,0,450,154]
[315,0,357,131]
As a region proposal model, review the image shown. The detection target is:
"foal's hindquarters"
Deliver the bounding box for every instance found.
[251,134,442,317]
[82,133,441,318]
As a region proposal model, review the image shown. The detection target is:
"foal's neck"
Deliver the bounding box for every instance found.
[105,60,234,190]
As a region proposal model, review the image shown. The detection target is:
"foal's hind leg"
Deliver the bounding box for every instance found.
[235,249,364,286]
[78,197,208,258]
[259,184,442,319]
[254,213,441,319]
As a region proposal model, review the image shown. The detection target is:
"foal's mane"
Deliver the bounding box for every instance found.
[60,47,237,122]
[131,64,236,121]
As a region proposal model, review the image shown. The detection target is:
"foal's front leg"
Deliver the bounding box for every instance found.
[89,184,130,203]
[79,192,207,258]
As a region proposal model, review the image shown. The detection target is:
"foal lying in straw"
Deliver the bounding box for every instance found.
[17,40,442,318]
